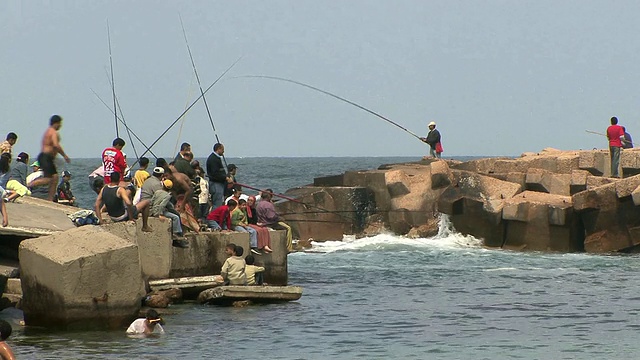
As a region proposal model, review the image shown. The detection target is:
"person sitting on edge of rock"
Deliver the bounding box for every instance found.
[622,126,634,149]
[0,187,8,227]
[0,132,17,157]
[225,184,248,205]
[136,166,165,232]
[134,156,150,188]
[256,191,293,252]
[206,199,236,231]
[231,199,262,255]
[221,243,246,285]
[244,254,265,286]
[5,152,31,202]
[150,179,188,248]
[240,198,272,253]
[95,171,137,224]
[88,164,105,195]
[54,170,76,206]
[126,309,165,336]
[0,319,16,359]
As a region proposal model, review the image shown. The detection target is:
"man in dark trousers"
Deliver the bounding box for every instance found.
[607,116,625,178]
[420,121,442,158]
[206,143,231,209]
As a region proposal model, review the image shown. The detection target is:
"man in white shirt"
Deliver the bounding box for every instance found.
[126,309,165,336]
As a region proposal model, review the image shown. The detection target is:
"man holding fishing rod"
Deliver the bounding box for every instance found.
[607,116,625,178]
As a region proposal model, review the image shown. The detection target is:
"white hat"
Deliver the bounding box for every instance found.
[153,167,165,175]
[428,121,436,127]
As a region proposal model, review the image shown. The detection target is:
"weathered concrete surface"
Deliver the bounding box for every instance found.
[276,186,375,241]
[19,226,146,330]
[197,285,302,305]
[101,218,172,280]
[437,170,522,246]
[0,198,75,237]
[149,275,223,300]
[502,191,582,251]
[573,175,640,253]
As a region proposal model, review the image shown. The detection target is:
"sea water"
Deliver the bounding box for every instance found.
[6,157,640,359]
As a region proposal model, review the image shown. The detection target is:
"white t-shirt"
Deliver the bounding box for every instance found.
[199,177,209,204]
[126,318,165,335]
[26,170,44,186]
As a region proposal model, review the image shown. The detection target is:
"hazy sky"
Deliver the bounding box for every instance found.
[2,1,639,158]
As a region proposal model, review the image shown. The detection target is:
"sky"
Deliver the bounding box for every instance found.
[2,0,640,158]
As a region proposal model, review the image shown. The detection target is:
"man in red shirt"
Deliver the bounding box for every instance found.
[206,199,237,231]
[607,116,625,178]
[102,138,127,184]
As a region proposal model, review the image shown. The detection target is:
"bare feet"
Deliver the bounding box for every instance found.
[264,246,273,253]
[141,226,153,232]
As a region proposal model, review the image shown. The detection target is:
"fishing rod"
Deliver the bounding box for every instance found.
[179,14,228,169]
[232,75,424,141]
[235,182,358,222]
[129,56,242,168]
[585,129,630,145]
[107,21,119,138]
[104,68,140,160]
[90,88,158,159]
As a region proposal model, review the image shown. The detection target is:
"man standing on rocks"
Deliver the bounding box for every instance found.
[420,121,442,159]
[31,115,71,201]
[102,138,127,184]
[607,116,625,178]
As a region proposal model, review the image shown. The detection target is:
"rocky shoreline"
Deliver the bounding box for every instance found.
[278,147,640,253]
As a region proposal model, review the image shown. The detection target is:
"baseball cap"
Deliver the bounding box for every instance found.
[31,161,40,167]
[153,167,165,175]
[61,170,71,177]
[428,121,436,126]
[162,179,173,189]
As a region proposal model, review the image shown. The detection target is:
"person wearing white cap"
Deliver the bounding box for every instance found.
[420,121,442,158]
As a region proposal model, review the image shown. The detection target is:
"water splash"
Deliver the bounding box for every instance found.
[304,213,483,254]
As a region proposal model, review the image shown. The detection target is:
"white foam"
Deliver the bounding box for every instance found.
[303,214,483,254]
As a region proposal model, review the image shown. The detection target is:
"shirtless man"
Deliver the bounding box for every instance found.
[31,115,70,201]
[167,165,192,211]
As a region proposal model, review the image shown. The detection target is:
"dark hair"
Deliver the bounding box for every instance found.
[622,126,626,132]
[234,245,244,257]
[16,152,28,164]
[180,142,191,151]
[156,158,167,168]
[213,143,223,152]
[112,138,125,147]
[145,309,160,320]
[611,116,619,125]
[50,114,62,125]
[227,199,238,207]
[226,243,236,251]
[110,171,121,183]
[261,191,272,201]
[232,184,242,193]
[245,254,255,265]
[227,164,237,171]
[139,157,149,167]
[0,319,12,341]
[6,132,17,141]
[183,152,193,160]
[0,153,10,173]
[238,199,247,205]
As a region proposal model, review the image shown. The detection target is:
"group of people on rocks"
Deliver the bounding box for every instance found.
[89,137,293,252]
[0,115,76,227]
[0,116,294,256]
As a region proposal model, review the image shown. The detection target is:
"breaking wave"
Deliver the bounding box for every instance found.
[303,214,483,254]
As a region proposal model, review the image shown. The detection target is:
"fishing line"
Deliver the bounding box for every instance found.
[179,14,229,169]
[232,75,424,141]
[129,56,242,168]
[90,88,158,159]
[107,21,119,138]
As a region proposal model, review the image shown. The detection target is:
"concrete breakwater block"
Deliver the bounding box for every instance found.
[19,226,146,330]
[197,285,303,305]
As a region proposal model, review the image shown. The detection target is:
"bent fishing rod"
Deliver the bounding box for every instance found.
[129,56,242,168]
[179,14,229,169]
[232,75,424,141]
[107,21,119,138]
[235,182,357,222]
[104,68,140,160]
[585,129,630,145]
[90,88,158,159]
